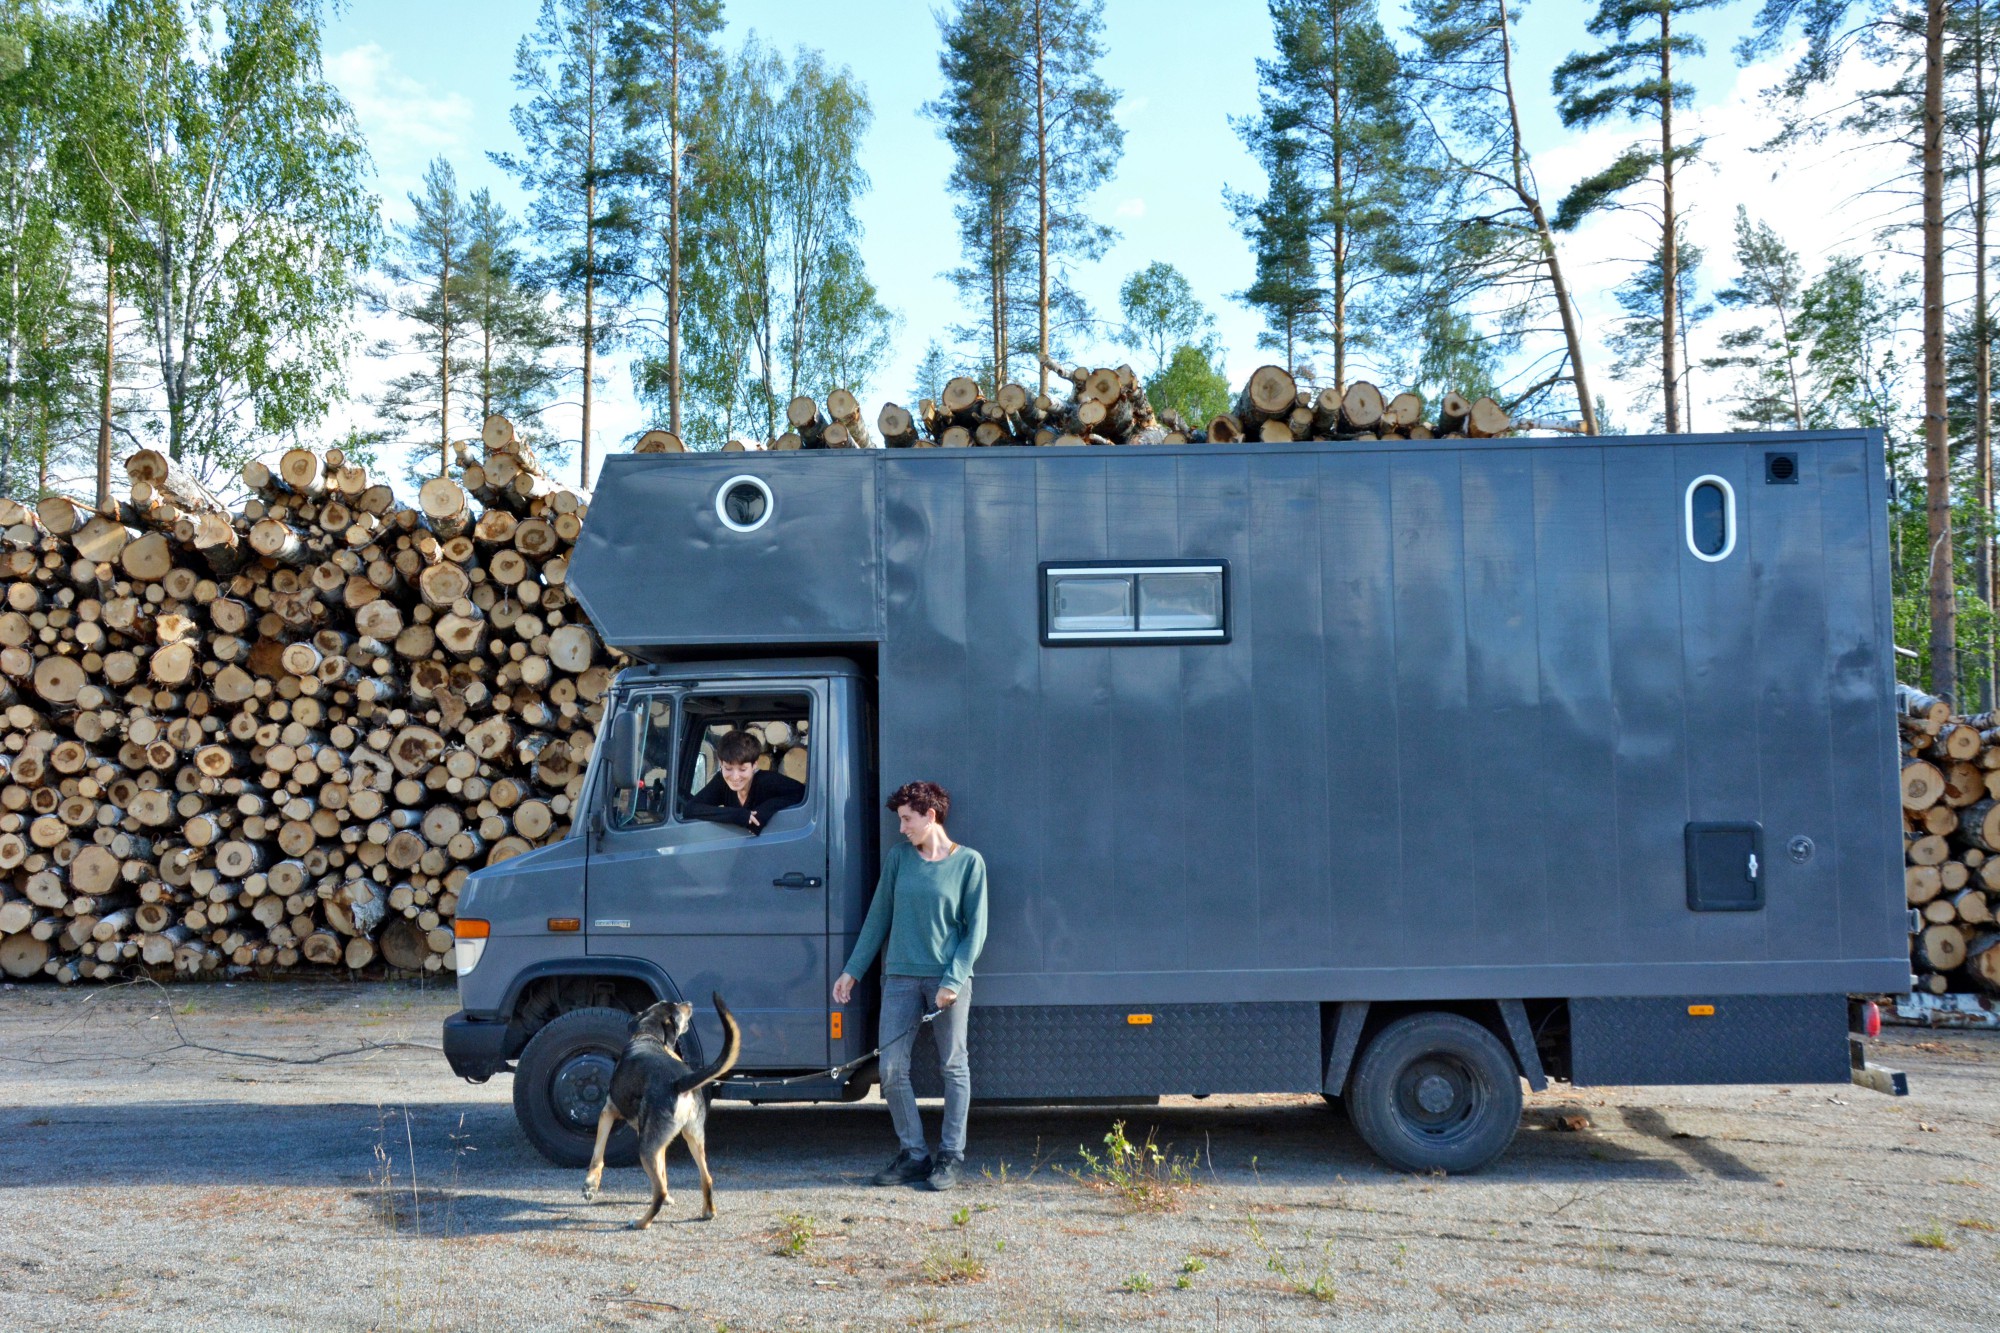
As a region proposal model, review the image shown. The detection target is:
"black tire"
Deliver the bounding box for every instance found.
[1345,1012,1522,1174]
[513,1007,638,1169]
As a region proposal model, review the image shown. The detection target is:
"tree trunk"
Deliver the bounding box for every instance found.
[1498,0,1598,435]
[1034,0,1051,398]
[1978,0,1995,711]
[668,0,685,437]
[1927,0,1958,697]
[1659,8,1681,434]
[98,236,114,512]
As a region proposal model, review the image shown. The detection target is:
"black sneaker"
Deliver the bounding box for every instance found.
[872,1148,932,1186]
[925,1153,964,1191]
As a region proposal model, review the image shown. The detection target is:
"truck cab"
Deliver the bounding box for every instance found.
[444,658,876,1166]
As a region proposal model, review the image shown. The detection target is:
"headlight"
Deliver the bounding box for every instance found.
[454,919,489,976]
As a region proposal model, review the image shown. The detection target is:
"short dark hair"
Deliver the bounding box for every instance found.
[887,781,950,824]
[715,730,763,765]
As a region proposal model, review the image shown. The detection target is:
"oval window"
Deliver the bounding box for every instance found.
[1684,475,1735,562]
[716,475,773,533]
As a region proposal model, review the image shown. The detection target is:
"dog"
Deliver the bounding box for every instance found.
[581,993,742,1229]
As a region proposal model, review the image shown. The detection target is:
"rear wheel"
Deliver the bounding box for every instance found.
[1346,1012,1522,1174]
[513,1007,638,1168]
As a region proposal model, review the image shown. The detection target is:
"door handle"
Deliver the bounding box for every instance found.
[772,873,824,890]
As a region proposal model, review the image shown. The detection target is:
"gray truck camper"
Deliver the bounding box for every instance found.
[442,430,1909,1175]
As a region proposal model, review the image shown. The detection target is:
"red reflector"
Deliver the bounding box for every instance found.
[1864,1001,1881,1038]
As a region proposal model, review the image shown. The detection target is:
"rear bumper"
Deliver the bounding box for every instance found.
[443,1011,512,1082]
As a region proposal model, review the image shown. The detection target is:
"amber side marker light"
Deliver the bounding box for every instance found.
[1687,1004,1715,1017]
[453,919,490,976]
[1127,1014,1153,1026]
[830,1012,844,1040]
[548,918,580,932]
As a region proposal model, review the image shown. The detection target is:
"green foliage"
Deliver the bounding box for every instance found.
[1403,0,1594,422]
[1705,206,1809,430]
[673,39,886,448]
[1146,344,1232,433]
[458,189,568,461]
[1119,262,1216,376]
[773,1211,817,1257]
[494,0,628,477]
[1605,220,1711,431]
[910,339,952,409]
[1120,1273,1154,1293]
[370,157,473,483]
[928,0,1122,384]
[1070,1121,1196,1213]
[60,0,376,483]
[1231,0,1423,385]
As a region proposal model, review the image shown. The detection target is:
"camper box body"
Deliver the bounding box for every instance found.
[446,430,1908,1165]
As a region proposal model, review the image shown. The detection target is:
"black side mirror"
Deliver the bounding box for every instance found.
[605,708,641,795]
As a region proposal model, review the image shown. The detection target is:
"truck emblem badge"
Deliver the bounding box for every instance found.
[593,919,631,929]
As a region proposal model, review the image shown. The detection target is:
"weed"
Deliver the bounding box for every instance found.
[920,1244,988,1285]
[950,1205,971,1227]
[1911,1223,1957,1251]
[775,1212,818,1257]
[1180,1257,1207,1274]
[1956,1218,1997,1232]
[1070,1121,1196,1213]
[1175,1274,1194,1290]
[1121,1273,1154,1293]
[1391,1242,1407,1268]
[1263,1239,1340,1305]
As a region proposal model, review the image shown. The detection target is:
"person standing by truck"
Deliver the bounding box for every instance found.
[832,782,988,1191]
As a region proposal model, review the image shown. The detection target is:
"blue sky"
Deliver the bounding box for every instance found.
[323,0,1896,479]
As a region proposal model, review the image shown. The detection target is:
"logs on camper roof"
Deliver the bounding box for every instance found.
[0,416,620,982]
[1897,683,2000,997]
[872,363,1514,449]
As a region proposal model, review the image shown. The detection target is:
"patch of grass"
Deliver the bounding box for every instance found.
[1910,1223,1957,1251]
[1121,1273,1153,1293]
[920,1244,988,1285]
[1955,1217,1997,1232]
[949,1205,970,1227]
[1070,1121,1196,1213]
[774,1212,818,1257]
[1180,1256,1207,1274]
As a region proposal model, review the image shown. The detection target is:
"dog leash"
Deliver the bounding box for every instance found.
[720,1008,943,1090]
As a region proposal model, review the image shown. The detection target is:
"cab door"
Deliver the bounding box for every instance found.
[586,680,831,1069]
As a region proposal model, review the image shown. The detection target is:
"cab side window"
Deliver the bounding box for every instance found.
[608,696,676,829]
[679,692,813,821]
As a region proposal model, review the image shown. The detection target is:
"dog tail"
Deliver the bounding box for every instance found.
[685,992,741,1093]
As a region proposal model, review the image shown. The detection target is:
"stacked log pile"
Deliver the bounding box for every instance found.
[1899,685,2000,996]
[0,414,613,983]
[881,363,1516,449]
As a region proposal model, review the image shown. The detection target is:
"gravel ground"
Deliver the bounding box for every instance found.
[1,981,1997,1331]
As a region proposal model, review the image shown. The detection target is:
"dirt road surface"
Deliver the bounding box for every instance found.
[1,981,1996,1331]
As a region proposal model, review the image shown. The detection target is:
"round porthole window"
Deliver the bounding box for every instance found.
[716,475,773,533]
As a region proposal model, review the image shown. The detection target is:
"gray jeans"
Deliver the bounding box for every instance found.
[877,974,971,1157]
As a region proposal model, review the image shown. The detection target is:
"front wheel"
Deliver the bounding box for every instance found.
[513,1007,638,1168]
[1346,1012,1522,1174]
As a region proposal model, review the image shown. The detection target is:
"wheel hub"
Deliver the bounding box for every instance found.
[1415,1073,1455,1114]
[551,1050,616,1130]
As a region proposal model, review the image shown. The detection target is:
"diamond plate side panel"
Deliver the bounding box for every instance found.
[905,1002,1321,1099]
[1570,994,1849,1086]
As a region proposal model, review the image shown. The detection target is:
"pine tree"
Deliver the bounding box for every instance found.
[1705,205,1809,430]
[929,0,1121,390]
[1604,222,1710,432]
[370,157,471,480]
[608,0,723,436]
[910,339,951,409]
[494,0,627,486]
[1231,129,1321,373]
[1234,0,1422,390]
[1404,0,1599,430]
[1552,0,1729,434]
[459,188,567,458]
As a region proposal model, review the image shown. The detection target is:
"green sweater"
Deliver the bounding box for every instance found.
[841,842,988,993]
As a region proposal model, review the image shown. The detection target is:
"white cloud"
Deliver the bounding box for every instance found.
[1115,196,1147,220]
[327,43,477,218]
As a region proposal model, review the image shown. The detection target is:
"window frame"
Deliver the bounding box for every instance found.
[1038,559,1231,647]
[1684,474,1737,563]
[671,689,817,827]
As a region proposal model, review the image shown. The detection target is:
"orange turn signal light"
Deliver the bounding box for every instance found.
[1127,1013,1153,1026]
[548,918,580,932]
[1687,1004,1715,1017]
[455,918,490,939]
[830,1012,844,1040]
